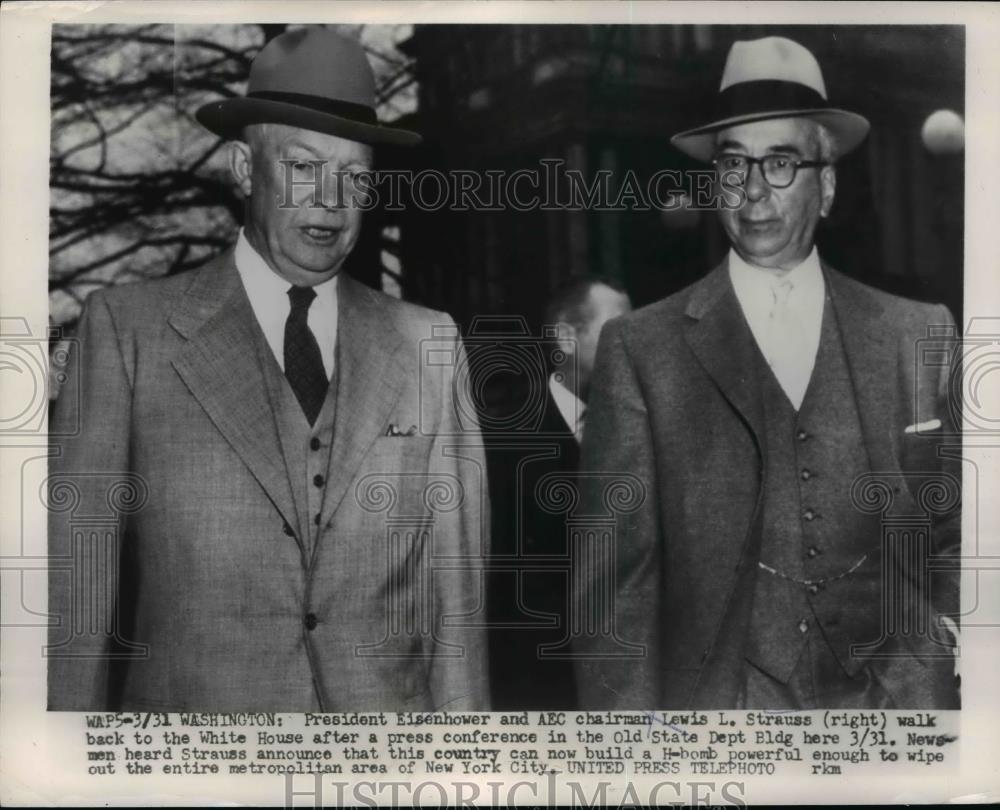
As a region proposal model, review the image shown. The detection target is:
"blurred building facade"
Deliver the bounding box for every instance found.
[387,24,964,329]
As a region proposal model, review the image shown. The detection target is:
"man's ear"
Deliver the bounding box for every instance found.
[819,164,836,218]
[229,140,253,199]
[554,321,578,357]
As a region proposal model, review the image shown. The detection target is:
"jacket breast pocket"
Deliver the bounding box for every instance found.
[368,435,435,468]
[356,436,438,515]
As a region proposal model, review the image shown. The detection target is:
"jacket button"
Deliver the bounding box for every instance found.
[282,523,295,537]
[314,513,321,526]
[310,437,321,451]
[304,613,318,631]
[313,474,325,488]
[798,618,809,634]
[800,469,812,481]
[807,583,820,595]
[797,430,809,441]
[807,546,820,558]
[803,509,816,521]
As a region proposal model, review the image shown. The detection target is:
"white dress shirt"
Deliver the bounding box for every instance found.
[728,246,825,410]
[549,373,586,443]
[234,229,338,379]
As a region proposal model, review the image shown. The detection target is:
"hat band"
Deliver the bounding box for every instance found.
[716,80,829,122]
[247,91,378,126]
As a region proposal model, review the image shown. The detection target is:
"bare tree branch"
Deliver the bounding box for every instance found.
[49,22,415,331]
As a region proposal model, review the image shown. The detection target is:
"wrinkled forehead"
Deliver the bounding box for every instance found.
[714,116,820,155]
[248,122,373,164]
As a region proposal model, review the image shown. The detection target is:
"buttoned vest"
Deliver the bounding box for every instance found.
[254,325,339,561]
[745,293,880,693]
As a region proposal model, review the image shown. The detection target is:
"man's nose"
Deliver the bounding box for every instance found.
[300,169,345,210]
[744,161,770,203]
[314,173,346,209]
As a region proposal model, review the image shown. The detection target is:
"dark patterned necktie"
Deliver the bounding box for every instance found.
[284,285,328,425]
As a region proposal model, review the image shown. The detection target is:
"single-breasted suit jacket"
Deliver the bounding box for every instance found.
[572,259,960,709]
[48,250,490,712]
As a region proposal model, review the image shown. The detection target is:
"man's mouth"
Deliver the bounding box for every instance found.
[740,218,777,231]
[300,225,341,243]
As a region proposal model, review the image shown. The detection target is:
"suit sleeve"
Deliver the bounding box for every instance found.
[48,292,133,710]
[931,303,962,620]
[898,303,962,624]
[572,317,663,708]
[871,303,961,708]
[426,317,491,710]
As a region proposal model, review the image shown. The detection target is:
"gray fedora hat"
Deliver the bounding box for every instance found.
[671,36,869,162]
[196,27,421,147]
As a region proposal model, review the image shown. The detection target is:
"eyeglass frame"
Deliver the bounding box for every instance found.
[711,153,829,189]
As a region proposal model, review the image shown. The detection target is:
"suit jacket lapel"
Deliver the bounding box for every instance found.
[682,261,767,701]
[683,259,765,442]
[823,265,900,474]
[683,260,901,473]
[168,252,301,551]
[318,275,406,529]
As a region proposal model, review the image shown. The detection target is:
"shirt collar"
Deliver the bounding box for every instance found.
[728,245,824,306]
[234,228,339,315]
[548,373,585,440]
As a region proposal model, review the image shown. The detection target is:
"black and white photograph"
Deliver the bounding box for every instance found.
[1,1,998,806]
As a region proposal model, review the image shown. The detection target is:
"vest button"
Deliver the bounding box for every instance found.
[803,509,816,521]
[310,437,321,451]
[807,546,820,558]
[304,613,318,631]
[313,474,325,488]
[797,430,809,441]
[282,522,295,537]
[798,618,810,634]
[800,469,812,480]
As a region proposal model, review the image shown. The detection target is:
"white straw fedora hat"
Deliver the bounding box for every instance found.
[671,36,870,162]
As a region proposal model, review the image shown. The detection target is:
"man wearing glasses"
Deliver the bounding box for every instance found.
[573,37,960,709]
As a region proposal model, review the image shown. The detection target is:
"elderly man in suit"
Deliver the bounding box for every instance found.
[47,28,489,712]
[485,277,631,709]
[573,36,960,709]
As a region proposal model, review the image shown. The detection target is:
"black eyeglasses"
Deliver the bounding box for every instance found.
[712,154,827,189]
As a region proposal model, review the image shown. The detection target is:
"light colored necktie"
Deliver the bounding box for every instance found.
[764,278,809,409]
[576,404,587,444]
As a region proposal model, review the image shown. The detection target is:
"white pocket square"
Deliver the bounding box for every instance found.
[904,418,941,434]
[384,423,418,437]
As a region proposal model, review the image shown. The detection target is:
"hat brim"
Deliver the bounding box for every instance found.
[670,108,870,162]
[196,97,422,147]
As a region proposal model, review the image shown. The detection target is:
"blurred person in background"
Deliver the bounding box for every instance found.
[485,277,631,708]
